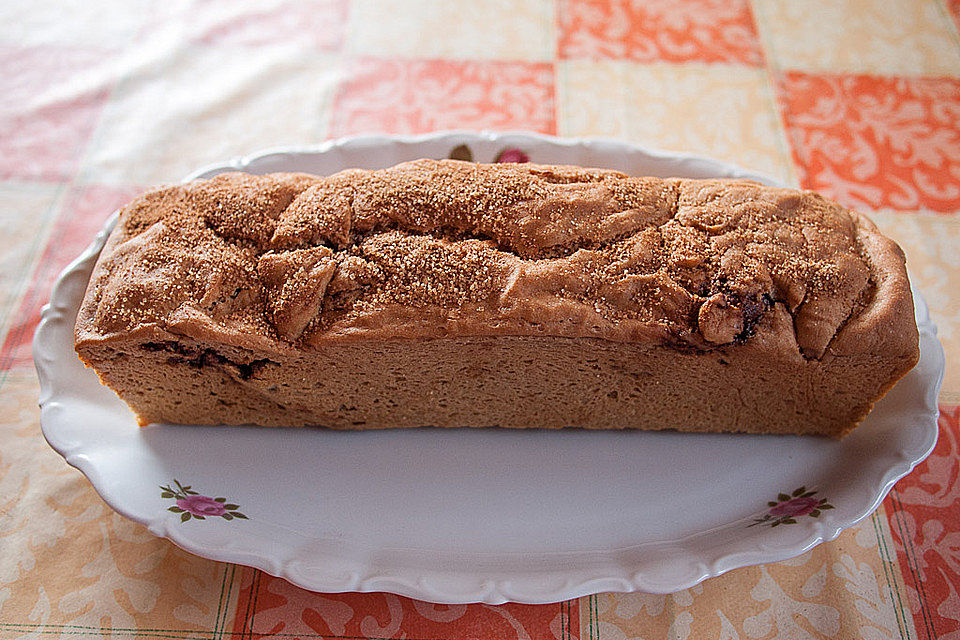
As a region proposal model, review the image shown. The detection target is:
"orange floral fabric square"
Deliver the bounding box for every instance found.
[778,72,960,213]
[946,0,960,32]
[232,570,578,640]
[884,406,960,640]
[557,0,762,65]
[331,58,556,136]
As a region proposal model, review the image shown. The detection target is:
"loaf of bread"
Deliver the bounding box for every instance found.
[74,159,919,437]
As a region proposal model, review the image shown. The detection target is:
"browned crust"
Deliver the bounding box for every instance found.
[75,160,917,357]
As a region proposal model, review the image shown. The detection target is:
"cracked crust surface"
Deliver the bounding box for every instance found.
[74,159,920,436]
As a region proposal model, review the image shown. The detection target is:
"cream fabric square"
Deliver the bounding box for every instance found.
[81,47,337,185]
[0,183,59,343]
[350,0,556,61]
[0,371,239,632]
[558,60,796,186]
[753,0,960,76]
[870,210,960,403]
[591,513,915,640]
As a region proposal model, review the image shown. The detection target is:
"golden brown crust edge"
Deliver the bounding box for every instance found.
[830,211,918,363]
[822,210,920,436]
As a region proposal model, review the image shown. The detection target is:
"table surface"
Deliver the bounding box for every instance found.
[2,1,959,638]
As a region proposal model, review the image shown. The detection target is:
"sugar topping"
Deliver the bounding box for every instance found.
[85,159,875,358]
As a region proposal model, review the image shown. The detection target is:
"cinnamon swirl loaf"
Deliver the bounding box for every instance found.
[74,159,919,437]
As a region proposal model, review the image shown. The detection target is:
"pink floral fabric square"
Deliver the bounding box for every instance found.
[0,47,110,181]
[331,58,556,136]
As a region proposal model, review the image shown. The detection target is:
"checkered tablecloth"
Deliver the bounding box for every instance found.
[2,1,959,638]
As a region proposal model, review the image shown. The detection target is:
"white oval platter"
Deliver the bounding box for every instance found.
[35,132,944,604]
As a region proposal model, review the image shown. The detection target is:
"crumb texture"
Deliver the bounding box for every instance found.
[78,160,884,358]
[81,334,908,437]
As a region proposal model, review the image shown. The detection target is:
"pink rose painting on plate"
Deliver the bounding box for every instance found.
[161,480,247,522]
[446,145,530,163]
[749,486,834,527]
